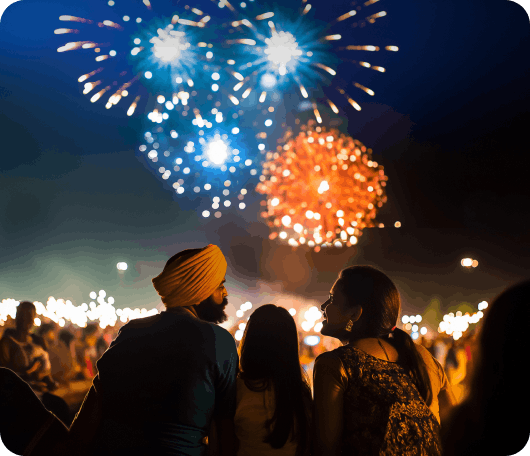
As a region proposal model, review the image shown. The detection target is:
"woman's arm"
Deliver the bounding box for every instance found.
[438,385,458,427]
[312,353,346,456]
[433,348,458,427]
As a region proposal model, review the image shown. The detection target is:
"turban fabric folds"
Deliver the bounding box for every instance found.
[152,244,227,307]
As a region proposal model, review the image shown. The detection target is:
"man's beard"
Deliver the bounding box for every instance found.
[195,296,229,324]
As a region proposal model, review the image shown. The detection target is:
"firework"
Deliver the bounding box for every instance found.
[139,108,263,217]
[222,0,398,122]
[256,122,387,250]
[55,2,242,116]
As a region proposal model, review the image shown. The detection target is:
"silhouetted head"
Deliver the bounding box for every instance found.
[477,280,530,382]
[58,329,75,348]
[15,301,36,334]
[239,304,301,380]
[83,323,99,347]
[37,322,57,344]
[442,280,530,456]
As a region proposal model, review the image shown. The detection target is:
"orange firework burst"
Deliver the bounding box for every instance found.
[257,122,388,250]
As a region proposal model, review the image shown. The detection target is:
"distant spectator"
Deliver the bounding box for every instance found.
[75,324,99,379]
[96,327,113,359]
[432,334,450,367]
[442,280,530,456]
[445,339,467,403]
[459,330,478,400]
[0,301,70,425]
[37,322,58,352]
[427,338,438,358]
[48,329,80,385]
[419,335,434,354]
[444,339,458,371]
[0,302,55,391]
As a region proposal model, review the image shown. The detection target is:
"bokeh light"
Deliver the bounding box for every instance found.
[0,295,158,330]
[461,258,473,267]
[304,335,320,346]
[438,301,488,340]
[257,122,387,249]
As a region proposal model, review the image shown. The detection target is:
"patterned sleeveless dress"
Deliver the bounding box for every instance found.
[334,345,442,456]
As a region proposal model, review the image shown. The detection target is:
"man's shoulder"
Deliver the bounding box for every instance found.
[120,314,161,331]
[117,313,234,345]
[110,314,162,345]
[209,324,237,350]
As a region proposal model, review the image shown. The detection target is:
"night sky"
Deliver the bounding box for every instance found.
[1,0,529,329]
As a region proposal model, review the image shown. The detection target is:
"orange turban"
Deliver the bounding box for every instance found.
[152,244,227,307]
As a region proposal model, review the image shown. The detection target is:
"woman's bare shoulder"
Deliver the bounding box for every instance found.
[316,348,342,360]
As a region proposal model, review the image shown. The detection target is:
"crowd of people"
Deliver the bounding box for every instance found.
[0,308,119,425]
[0,243,528,455]
[0,302,477,414]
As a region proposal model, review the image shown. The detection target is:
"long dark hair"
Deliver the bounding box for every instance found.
[238,304,312,456]
[338,266,433,406]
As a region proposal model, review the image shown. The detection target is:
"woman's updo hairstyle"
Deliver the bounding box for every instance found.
[337,265,433,406]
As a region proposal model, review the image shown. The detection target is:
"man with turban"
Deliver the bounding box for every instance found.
[44,244,238,456]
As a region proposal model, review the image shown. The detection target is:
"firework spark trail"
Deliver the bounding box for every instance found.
[219,0,399,123]
[55,3,244,117]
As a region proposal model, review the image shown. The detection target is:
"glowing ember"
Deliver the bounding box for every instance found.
[257,122,388,250]
[264,30,302,75]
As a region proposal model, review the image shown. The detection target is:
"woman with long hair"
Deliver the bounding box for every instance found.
[312,266,457,456]
[233,304,312,456]
[441,280,530,456]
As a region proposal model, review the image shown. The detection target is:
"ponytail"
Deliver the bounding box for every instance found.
[391,327,433,406]
[337,266,434,408]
